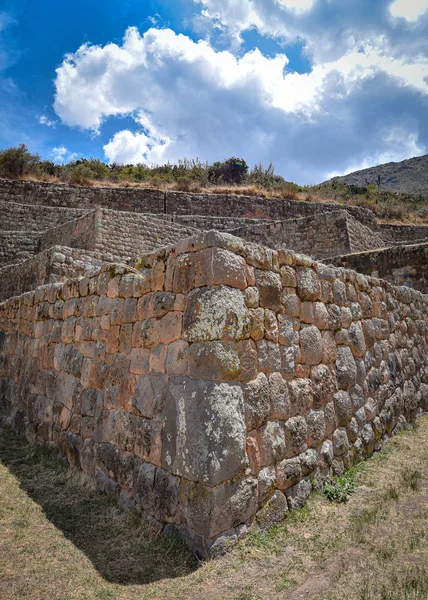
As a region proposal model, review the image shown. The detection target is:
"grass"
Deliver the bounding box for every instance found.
[0,416,427,600]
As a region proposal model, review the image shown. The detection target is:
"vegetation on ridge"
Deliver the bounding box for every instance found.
[1,143,427,223]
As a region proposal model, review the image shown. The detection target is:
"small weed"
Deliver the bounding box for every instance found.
[383,485,400,501]
[275,576,296,592]
[323,463,366,503]
[376,541,397,562]
[350,505,386,536]
[408,527,426,551]
[401,469,422,492]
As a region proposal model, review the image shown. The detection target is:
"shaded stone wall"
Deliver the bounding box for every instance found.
[0,246,108,302]
[1,230,427,558]
[0,231,41,267]
[327,243,428,294]
[0,200,89,233]
[229,211,384,260]
[39,211,97,254]
[379,223,428,245]
[0,178,378,228]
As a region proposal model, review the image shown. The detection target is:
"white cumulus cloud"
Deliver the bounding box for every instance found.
[390,0,428,22]
[53,22,428,182]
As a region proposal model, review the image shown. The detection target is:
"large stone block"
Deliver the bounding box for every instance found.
[179,474,258,538]
[162,377,247,486]
[183,286,250,342]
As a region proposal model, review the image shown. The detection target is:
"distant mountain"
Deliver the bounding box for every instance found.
[323,154,428,198]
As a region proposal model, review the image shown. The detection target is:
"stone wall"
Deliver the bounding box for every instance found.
[94,209,200,261]
[39,211,97,253]
[229,211,384,260]
[0,231,41,267]
[0,246,108,302]
[159,214,272,231]
[0,200,89,233]
[1,230,427,558]
[0,178,378,228]
[327,243,428,294]
[379,223,428,245]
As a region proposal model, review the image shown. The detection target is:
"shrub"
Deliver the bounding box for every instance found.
[0,144,41,178]
[69,164,97,185]
[208,156,249,184]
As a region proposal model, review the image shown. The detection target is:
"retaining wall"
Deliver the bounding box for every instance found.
[0,179,378,228]
[327,243,428,294]
[229,211,384,260]
[0,231,41,267]
[94,209,200,261]
[1,231,427,557]
[0,246,108,302]
[379,223,428,245]
[0,199,89,233]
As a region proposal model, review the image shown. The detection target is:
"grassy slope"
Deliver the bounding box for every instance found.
[0,418,428,600]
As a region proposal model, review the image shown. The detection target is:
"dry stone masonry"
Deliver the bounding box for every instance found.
[0,179,427,558]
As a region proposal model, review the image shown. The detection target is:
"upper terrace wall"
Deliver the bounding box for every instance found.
[229,211,384,260]
[379,223,428,245]
[328,243,428,294]
[39,211,97,254]
[0,178,378,228]
[158,214,272,231]
[95,209,200,261]
[0,200,89,233]
[1,230,427,558]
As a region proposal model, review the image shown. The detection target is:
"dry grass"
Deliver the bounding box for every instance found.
[1,416,427,600]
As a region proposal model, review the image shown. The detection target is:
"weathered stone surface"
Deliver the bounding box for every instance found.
[306,409,326,446]
[188,341,241,381]
[243,373,270,431]
[255,490,288,529]
[194,247,248,289]
[336,346,357,390]
[311,364,336,408]
[289,378,313,415]
[284,416,307,456]
[256,270,282,310]
[285,477,312,510]
[276,457,302,490]
[269,372,290,420]
[257,340,282,373]
[162,377,247,485]
[258,420,286,466]
[300,325,323,366]
[183,285,250,342]
[333,390,353,426]
[297,268,320,301]
[180,475,258,538]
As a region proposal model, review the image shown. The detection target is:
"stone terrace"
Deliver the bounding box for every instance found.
[0,181,427,559]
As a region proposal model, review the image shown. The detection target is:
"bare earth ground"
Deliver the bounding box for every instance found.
[0,417,427,600]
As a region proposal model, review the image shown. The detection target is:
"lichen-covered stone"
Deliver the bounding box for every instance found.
[183,285,250,342]
[162,377,247,486]
[336,346,357,390]
[300,325,323,366]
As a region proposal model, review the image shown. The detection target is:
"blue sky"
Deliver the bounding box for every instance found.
[1,0,428,183]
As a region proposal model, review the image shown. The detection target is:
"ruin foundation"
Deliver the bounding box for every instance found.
[1,229,427,558]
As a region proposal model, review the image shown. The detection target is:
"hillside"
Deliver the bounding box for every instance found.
[324,153,428,197]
